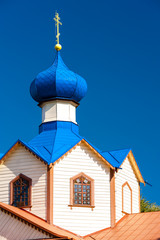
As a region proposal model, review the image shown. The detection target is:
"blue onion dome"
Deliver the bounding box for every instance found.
[30,52,87,103]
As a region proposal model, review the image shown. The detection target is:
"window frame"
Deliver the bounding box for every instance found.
[69,172,95,208]
[10,173,32,208]
[122,181,132,214]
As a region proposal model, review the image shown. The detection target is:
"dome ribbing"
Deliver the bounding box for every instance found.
[30,52,87,103]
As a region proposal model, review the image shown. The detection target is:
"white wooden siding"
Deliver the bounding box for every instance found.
[115,157,139,222]
[0,146,47,220]
[0,211,50,240]
[53,142,110,236]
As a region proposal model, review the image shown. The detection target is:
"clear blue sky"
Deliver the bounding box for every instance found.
[0,0,160,204]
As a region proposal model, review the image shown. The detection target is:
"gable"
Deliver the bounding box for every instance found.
[116,150,144,184]
[115,156,140,221]
[0,145,47,220]
[101,149,144,184]
[54,140,111,170]
[117,156,139,185]
[0,145,47,173]
[0,140,48,166]
[53,139,114,170]
[0,139,144,184]
[53,141,111,235]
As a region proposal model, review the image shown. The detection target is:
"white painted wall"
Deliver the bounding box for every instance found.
[40,100,78,124]
[0,146,47,220]
[115,157,139,222]
[53,142,111,236]
[0,211,50,240]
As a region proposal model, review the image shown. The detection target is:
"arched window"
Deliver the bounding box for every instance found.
[10,174,32,208]
[70,172,94,208]
[122,181,132,214]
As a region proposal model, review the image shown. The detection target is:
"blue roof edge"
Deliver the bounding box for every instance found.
[50,137,118,168]
[0,139,48,164]
[0,138,131,169]
[101,148,131,168]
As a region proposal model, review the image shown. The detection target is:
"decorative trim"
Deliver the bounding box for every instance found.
[70,172,94,208]
[38,98,80,108]
[117,150,145,184]
[128,151,145,184]
[122,181,132,214]
[110,169,115,227]
[0,140,47,166]
[47,164,53,224]
[68,205,95,209]
[53,139,115,170]
[81,139,114,169]
[10,173,32,208]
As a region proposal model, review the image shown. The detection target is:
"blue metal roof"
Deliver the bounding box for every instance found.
[29,121,82,164]
[28,122,130,167]
[0,139,48,164]
[101,148,131,168]
[30,52,87,103]
[0,121,131,168]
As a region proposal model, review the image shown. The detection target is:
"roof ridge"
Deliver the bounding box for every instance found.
[49,129,59,163]
[101,148,131,153]
[108,152,120,164]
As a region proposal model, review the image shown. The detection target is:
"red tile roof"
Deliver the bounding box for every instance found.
[84,212,160,240]
[1,201,160,240]
[0,202,82,240]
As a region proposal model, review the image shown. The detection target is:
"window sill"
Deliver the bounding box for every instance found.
[68,204,95,210]
[19,205,32,209]
[10,204,32,209]
[121,211,129,215]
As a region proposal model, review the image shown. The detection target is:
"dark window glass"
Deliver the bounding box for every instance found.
[13,176,30,207]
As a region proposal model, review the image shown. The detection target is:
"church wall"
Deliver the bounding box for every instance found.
[53,142,110,236]
[0,211,50,240]
[0,146,47,220]
[115,157,139,222]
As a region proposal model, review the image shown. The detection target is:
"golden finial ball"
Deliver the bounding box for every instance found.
[55,44,62,51]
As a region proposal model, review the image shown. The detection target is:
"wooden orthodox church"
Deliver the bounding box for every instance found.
[0,13,160,240]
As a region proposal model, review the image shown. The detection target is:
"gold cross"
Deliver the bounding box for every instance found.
[54,12,62,45]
